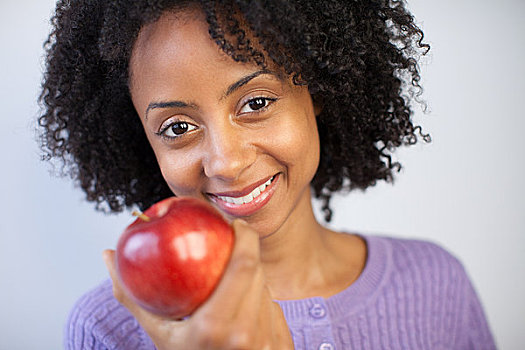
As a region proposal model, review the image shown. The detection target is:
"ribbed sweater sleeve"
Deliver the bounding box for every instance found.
[64,280,156,350]
[464,274,497,350]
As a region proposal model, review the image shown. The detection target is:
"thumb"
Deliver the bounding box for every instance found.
[102,249,139,313]
[102,249,126,304]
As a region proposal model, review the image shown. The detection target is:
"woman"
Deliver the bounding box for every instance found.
[39,0,496,349]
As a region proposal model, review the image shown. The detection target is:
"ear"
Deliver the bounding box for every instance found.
[312,97,323,116]
[314,102,323,116]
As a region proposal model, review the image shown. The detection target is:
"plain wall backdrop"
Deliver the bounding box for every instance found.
[1,0,523,348]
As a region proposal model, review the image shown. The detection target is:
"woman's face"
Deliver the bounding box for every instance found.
[129,9,320,237]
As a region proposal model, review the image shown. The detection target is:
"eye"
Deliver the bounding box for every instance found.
[158,120,198,139]
[239,96,277,114]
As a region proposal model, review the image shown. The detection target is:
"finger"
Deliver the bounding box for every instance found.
[228,269,289,348]
[197,219,261,317]
[227,265,268,346]
[103,250,148,317]
[102,250,124,302]
[268,298,294,349]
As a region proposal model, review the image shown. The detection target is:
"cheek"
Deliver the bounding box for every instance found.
[270,109,320,182]
[296,115,321,180]
[156,150,202,196]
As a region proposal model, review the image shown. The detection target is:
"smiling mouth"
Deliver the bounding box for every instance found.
[206,174,280,217]
[214,175,275,205]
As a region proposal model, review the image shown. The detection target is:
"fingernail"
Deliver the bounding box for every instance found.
[233,218,248,226]
[102,250,113,266]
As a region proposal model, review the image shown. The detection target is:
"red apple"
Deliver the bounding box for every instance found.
[115,197,234,319]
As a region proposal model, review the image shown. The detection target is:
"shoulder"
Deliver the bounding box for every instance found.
[371,235,496,349]
[64,279,154,350]
[365,235,474,311]
[355,234,475,310]
[376,235,468,282]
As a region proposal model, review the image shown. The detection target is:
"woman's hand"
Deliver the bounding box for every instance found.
[103,219,294,350]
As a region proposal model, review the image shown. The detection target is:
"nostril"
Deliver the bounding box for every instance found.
[205,155,241,176]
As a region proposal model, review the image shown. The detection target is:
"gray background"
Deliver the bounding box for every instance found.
[1,0,523,348]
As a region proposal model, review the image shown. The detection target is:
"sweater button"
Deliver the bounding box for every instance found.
[318,342,335,350]
[309,303,326,318]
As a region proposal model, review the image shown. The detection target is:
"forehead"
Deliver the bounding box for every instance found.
[130,9,217,74]
[127,8,290,110]
[129,8,266,87]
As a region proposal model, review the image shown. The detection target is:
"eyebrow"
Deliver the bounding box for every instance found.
[222,69,271,99]
[145,100,196,120]
[144,69,274,119]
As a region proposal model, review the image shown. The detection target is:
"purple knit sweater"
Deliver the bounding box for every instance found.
[64,235,496,349]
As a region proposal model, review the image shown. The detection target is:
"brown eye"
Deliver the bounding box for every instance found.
[171,122,189,135]
[160,121,197,139]
[248,98,267,110]
[239,96,277,114]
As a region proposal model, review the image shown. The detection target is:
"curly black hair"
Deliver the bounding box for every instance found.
[39,0,430,221]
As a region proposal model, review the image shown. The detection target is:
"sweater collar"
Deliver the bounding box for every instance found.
[275,234,391,323]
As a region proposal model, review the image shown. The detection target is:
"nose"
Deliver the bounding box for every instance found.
[202,123,256,181]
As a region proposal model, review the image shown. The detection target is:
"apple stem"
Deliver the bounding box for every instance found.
[132,210,151,222]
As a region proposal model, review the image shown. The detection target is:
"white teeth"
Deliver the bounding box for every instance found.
[232,197,244,205]
[242,193,254,204]
[251,187,261,198]
[217,176,275,205]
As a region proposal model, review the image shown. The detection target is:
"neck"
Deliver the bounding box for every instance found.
[258,189,335,300]
[257,187,367,300]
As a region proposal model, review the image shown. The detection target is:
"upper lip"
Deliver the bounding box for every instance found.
[207,174,276,198]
